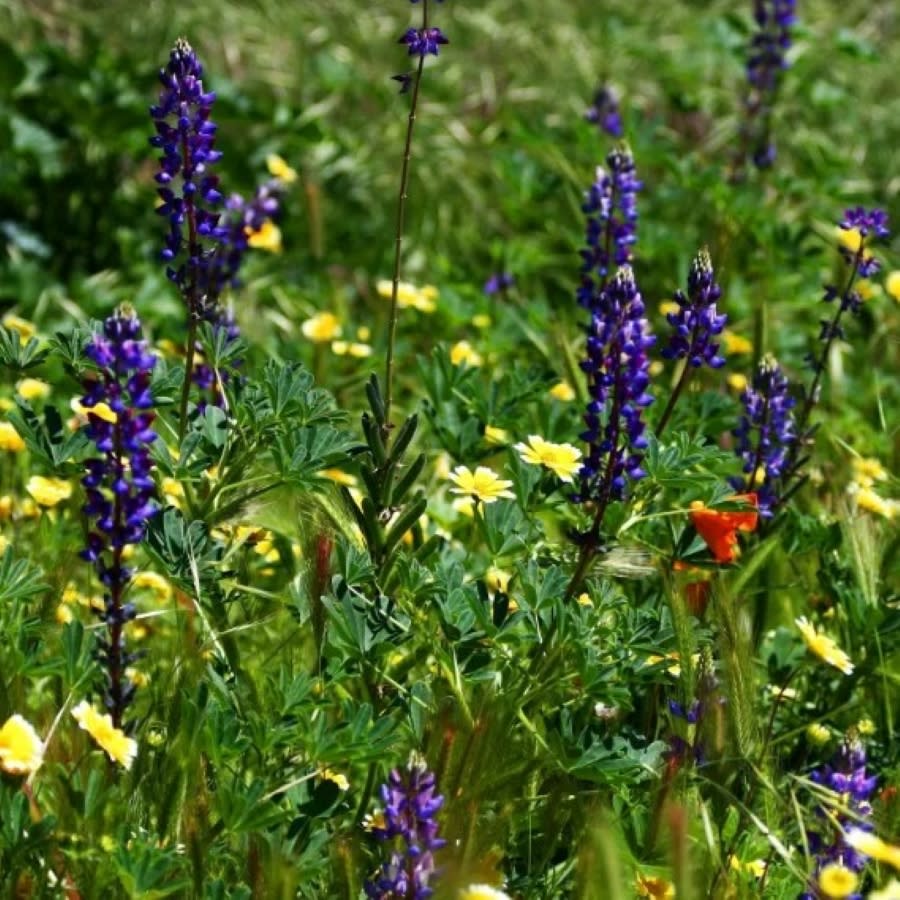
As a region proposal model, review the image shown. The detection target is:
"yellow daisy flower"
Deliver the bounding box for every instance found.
[846,829,900,871]
[838,226,863,254]
[856,279,881,301]
[806,723,831,745]
[375,279,438,313]
[722,331,753,355]
[886,271,900,302]
[850,484,897,519]
[795,617,854,675]
[331,340,373,358]
[448,465,514,504]
[131,571,172,602]
[26,475,72,507]
[659,300,680,317]
[818,862,858,899]
[549,381,576,402]
[16,378,51,401]
[71,701,137,769]
[484,425,508,445]
[727,373,748,393]
[870,880,900,900]
[450,341,482,367]
[458,886,511,900]
[2,313,37,343]
[301,312,342,343]
[0,714,44,775]
[472,313,492,329]
[729,855,767,878]
[0,421,25,452]
[852,457,888,486]
[266,153,298,184]
[246,220,282,253]
[514,434,583,482]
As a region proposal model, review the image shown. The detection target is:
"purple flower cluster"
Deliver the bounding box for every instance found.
[731,355,797,518]
[662,248,727,369]
[80,308,158,725]
[398,28,448,58]
[742,0,797,168]
[577,266,655,504]
[585,86,624,139]
[366,756,445,899]
[150,38,224,301]
[483,272,515,296]
[578,147,642,308]
[801,739,878,899]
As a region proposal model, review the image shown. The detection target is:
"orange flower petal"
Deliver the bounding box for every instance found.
[689,494,759,563]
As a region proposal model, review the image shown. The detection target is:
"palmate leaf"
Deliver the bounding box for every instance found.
[6,398,90,468]
[273,425,357,486]
[0,327,48,371]
[0,547,47,604]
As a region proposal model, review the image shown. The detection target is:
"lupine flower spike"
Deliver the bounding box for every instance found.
[577,265,655,509]
[365,754,445,899]
[731,354,797,518]
[578,146,642,305]
[801,737,878,900]
[80,307,158,727]
[735,0,798,174]
[657,247,727,434]
[781,208,891,502]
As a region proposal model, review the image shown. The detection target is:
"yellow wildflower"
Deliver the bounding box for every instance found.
[331,340,373,358]
[636,873,675,898]
[646,652,684,678]
[484,425,508,445]
[26,475,72,507]
[846,829,900,871]
[886,271,900,302]
[806,723,831,745]
[818,862,858,899]
[852,457,888,487]
[857,717,875,735]
[850,484,897,519]
[320,768,350,791]
[362,809,387,832]
[458,887,511,900]
[301,312,342,343]
[0,714,44,775]
[869,880,900,900]
[472,313,492,329]
[856,279,881,302]
[448,465,514,504]
[376,279,438,313]
[729,855,767,878]
[20,498,40,518]
[0,496,12,520]
[838,227,863,254]
[125,667,150,688]
[515,434,583,482]
[2,314,37,343]
[659,300,680,317]
[357,325,371,341]
[266,153,298,184]
[795,617,854,675]
[452,496,475,518]
[16,378,51,401]
[161,477,184,505]
[649,360,664,377]
[71,700,137,769]
[131,571,172,602]
[0,421,25,452]
[485,567,511,594]
[549,381,576,402]
[450,341,482,367]
[246,220,282,253]
[722,331,753,355]
[56,603,74,625]
[322,468,357,487]
[727,373,748,393]
[576,592,593,607]
[70,397,117,424]
[156,338,181,357]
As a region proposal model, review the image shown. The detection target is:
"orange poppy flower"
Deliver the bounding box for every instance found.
[689,494,759,563]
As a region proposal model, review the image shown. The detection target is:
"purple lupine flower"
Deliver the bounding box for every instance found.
[585,86,624,138]
[398,27,448,57]
[739,0,797,170]
[80,307,158,727]
[800,738,877,899]
[662,248,727,369]
[731,355,798,518]
[577,266,655,505]
[366,755,445,899]
[578,146,642,309]
[150,38,225,303]
[483,272,515,296]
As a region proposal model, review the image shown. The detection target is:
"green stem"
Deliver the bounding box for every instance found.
[383,4,430,443]
[656,361,692,438]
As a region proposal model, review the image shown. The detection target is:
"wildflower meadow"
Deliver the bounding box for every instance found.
[1,1,899,897]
